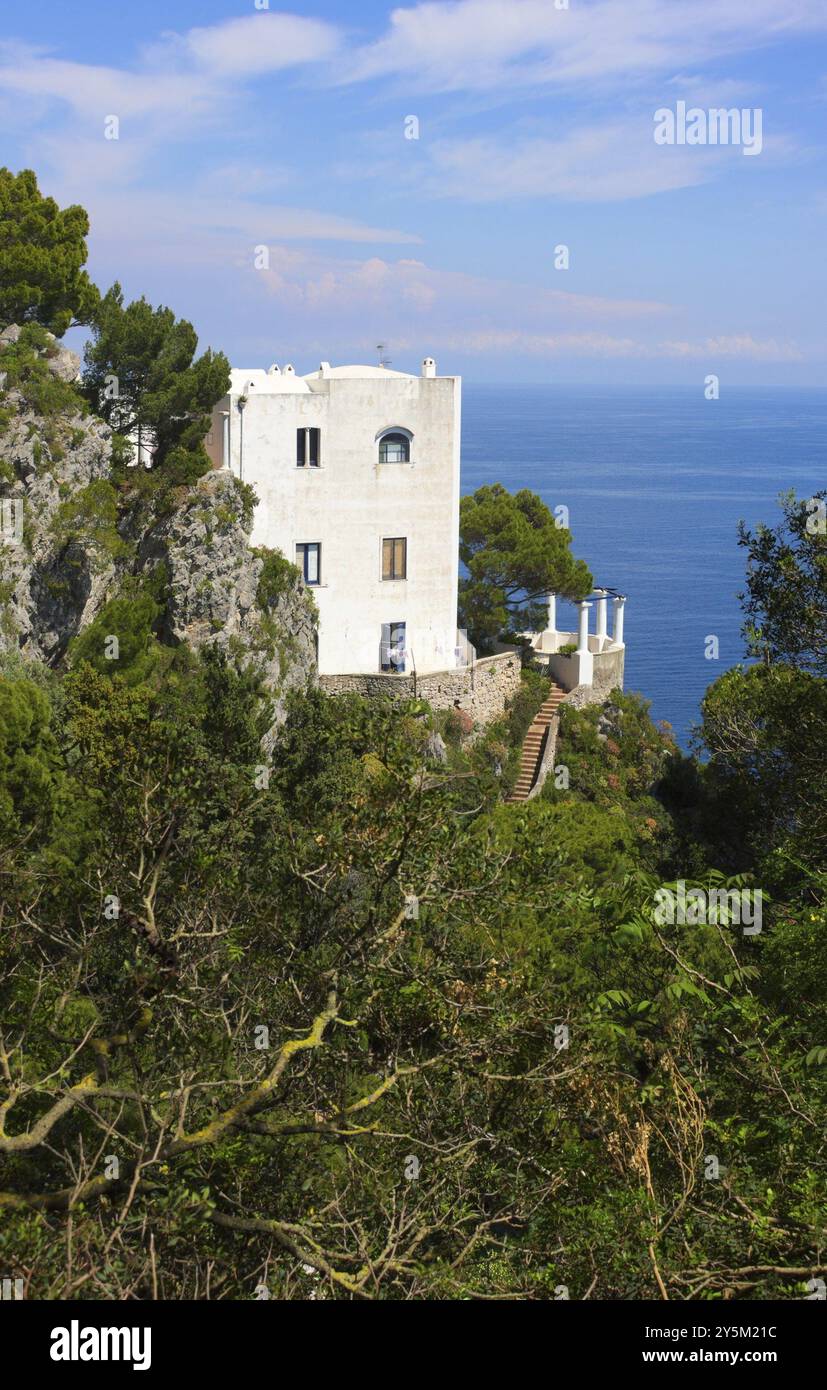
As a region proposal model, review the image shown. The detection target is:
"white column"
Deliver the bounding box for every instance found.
[575,600,594,688]
[595,589,608,642]
[221,411,230,471]
[236,398,246,482]
[546,592,557,634]
[576,600,592,654]
[613,596,626,647]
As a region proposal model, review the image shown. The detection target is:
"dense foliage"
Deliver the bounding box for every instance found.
[0,501,824,1298]
[0,169,99,337]
[738,488,827,677]
[459,483,593,651]
[0,172,823,1299]
[83,283,230,485]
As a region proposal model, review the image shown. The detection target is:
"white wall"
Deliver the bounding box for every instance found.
[209,365,461,676]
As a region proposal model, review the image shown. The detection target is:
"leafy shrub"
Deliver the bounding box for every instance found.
[255,548,301,611]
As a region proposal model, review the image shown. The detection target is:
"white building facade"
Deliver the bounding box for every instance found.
[206,358,462,678]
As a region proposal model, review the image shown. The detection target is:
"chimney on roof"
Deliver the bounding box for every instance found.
[421,357,436,378]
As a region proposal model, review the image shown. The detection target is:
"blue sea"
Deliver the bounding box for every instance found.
[461,385,827,749]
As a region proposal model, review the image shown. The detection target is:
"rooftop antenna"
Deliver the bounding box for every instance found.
[376,342,392,369]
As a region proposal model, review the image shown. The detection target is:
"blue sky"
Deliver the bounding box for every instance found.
[2,0,826,383]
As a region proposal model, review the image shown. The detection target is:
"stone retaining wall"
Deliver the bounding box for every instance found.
[528,713,560,799]
[565,646,625,710]
[319,651,523,725]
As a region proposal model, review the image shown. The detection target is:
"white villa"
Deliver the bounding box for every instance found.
[204,353,625,719]
[206,357,462,678]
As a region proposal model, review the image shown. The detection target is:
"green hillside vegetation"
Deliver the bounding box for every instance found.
[0,170,824,1300]
[0,493,823,1300]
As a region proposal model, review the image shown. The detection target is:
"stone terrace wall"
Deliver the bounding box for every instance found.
[565,646,625,710]
[319,651,522,725]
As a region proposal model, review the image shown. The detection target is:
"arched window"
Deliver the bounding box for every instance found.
[378,428,412,464]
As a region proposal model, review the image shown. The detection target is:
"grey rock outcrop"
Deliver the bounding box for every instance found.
[136,469,317,734]
[0,330,115,660]
[424,730,448,765]
[1,326,317,739]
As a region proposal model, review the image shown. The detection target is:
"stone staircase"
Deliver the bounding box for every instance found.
[506,682,567,803]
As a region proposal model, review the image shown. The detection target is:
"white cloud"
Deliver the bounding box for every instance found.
[168,13,340,78]
[69,189,421,275]
[0,4,815,376]
[423,122,716,202]
[660,334,803,360]
[241,249,802,365]
[0,49,207,120]
[255,249,669,319]
[0,10,341,127]
[345,0,827,92]
[435,328,648,357]
[420,330,802,361]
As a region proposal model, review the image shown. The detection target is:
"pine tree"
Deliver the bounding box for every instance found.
[0,168,99,336]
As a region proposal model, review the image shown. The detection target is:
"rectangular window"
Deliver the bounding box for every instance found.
[382,537,407,580]
[296,542,321,585]
[296,427,320,467]
[381,621,406,673]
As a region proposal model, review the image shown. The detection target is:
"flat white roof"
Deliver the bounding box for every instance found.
[229,368,310,395]
[303,364,413,380]
[228,362,428,395]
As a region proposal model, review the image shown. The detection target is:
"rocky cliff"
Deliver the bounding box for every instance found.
[134,469,318,737]
[0,324,317,735]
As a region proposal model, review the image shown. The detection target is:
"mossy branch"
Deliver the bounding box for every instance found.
[0,994,340,1208]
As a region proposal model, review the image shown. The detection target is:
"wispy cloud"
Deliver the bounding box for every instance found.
[0,17,414,257]
[0,12,340,119]
[255,249,669,318]
[0,44,207,121]
[0,3,820,379]
[660,334,803,361]
[63,190,421,281]
[422,123,714,202]
[409,330,802,362]
[239,248,802,365]
[148,12,341,78]
[344,0,827,92]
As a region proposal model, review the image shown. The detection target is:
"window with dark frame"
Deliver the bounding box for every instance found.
[382,537,407,580]
[296,542,321,585]
[296,427,321,467]
[378,431,410,464]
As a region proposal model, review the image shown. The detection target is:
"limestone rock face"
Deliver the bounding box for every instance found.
[0,328,115,661]
[137,470,317,734]
[424,730,448,764]
[1,326,318,739]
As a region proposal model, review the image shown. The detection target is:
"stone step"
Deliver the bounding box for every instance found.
[506,683,568,802]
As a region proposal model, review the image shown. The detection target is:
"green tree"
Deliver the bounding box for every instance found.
[82,284,229,485]
[694,493,827,887]
[738,489,827,677]
[0,488,825,1303]
[0,169,99,336]
[68,584,165,686]
[0,669,824,1300]
[0,677,62,837]
[49,479,132,573]
[699,663,827,884]
[459,484,593,651]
